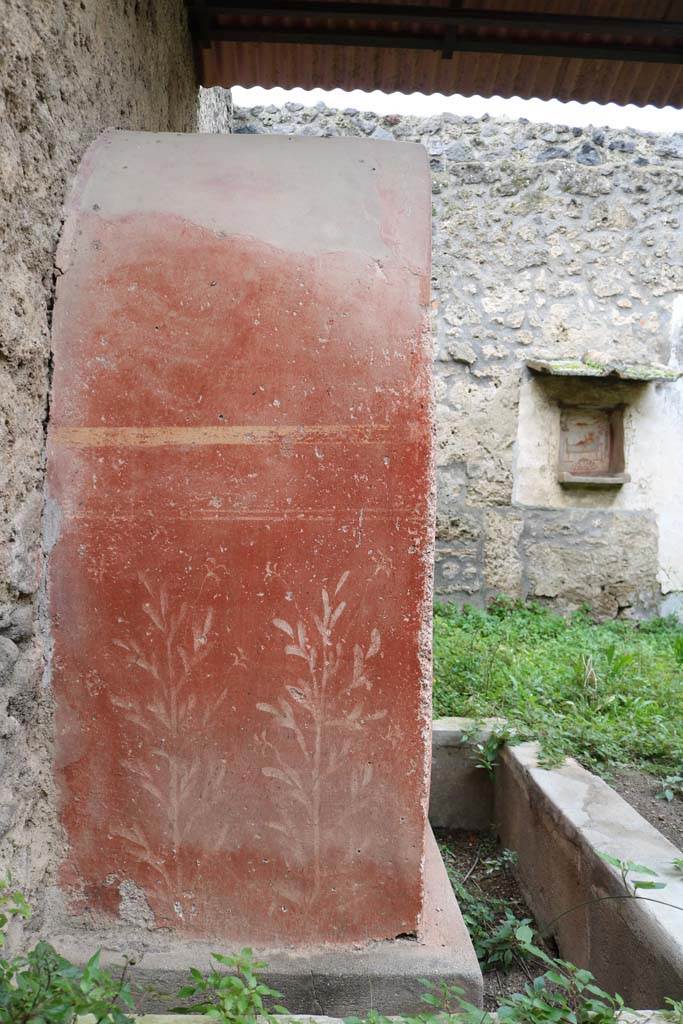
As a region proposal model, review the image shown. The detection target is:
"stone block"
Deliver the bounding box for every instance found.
[520,510,660,617]
[434,536,483,600]
[483,510,524,598]
[435,463,468,534]
[0,636,20,684]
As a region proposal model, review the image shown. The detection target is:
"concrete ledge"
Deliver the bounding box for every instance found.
[52,829,482,1017]
[495,742,683,1009]
[54,932,478,1017]
[429,719,683,1008]
[429,718,497,831]
[116,1011,667,1019]
[82,1011,671,1023]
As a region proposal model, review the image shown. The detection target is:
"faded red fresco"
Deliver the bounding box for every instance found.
[48,132,433,944]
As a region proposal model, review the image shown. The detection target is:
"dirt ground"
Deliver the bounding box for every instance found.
[436,828,555,1011]
[610,768,682,850]
[436,767,681,1011]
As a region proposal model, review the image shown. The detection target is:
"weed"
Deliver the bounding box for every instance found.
[491,959,624,1024]
[434,601,683,777]
[1,880,134,1024]
[599,852,667,894]
[420,956,625,1024]
[439,837,536,976]
[174,949,287,1024]
[0,944,134,1024]
[537,851,683,942]
[665,997,683,1023]
[459,722,519,778]
[345,1012,393,1024]
[482,849,518,877]
[673,635,683,668]
[436,834,683,1022]
[657,776,683,802]
[477,912,536,972]
[472,729,516,777]
[3,877,681,1024]
[0,880,30,948]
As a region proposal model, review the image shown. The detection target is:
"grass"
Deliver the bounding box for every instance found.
[433,598,683,778]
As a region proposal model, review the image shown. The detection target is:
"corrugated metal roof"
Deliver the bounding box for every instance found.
[188,1,683,107]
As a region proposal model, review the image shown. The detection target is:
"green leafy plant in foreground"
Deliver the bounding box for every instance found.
[173,949,287,1024]
[657,776,683,802]
[4,869,683,1024]
[0,944,134,1024]
[0,880,134,1024]
[664,997,683,1024]
[435,837,683,1022]
[598,853,667,894]
[487,959,623,1024]
[419,946,626,1024]
[0,881,29,950]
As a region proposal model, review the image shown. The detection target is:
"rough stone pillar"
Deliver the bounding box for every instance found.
[46,130,480,1011]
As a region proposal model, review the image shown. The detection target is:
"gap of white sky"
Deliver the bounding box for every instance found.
[231,85,683,134]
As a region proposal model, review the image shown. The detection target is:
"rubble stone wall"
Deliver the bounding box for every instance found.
[204,92,683,619]
[0,0,197,915]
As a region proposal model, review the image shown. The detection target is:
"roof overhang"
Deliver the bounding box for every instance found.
[187,2,683,108]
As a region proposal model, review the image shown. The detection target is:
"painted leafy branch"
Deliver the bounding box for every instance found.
[257,571,386,909]
[109,572,230,917]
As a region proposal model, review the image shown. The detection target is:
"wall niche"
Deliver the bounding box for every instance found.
[524,356,682,493]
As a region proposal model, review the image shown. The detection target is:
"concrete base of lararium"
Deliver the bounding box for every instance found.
[50,829,482,1016]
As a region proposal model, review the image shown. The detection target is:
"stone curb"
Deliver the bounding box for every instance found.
[95,1013,670,1023]
[496,741,683,1009]
[430,717,503,830]
[429,718,683,1008]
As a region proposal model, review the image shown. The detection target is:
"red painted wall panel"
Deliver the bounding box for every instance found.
[48,132,433,944]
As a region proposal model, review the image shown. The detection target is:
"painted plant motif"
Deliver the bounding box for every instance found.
[109,572,231,923]
[257,571,387,912]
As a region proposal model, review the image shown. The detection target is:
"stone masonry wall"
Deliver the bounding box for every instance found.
[204,93,683,620]
[0,0,197,920]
